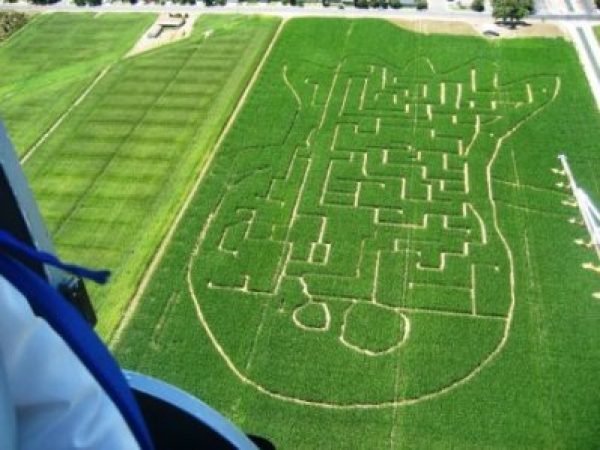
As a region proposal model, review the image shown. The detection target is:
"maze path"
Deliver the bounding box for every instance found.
[188,55,561,407]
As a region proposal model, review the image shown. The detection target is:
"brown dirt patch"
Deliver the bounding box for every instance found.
[389,19,565,39]
[389,19,479,36]
[489,22,565,38]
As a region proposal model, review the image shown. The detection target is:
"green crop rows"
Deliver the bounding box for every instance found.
[116,19,600,448]
[0,13,155,155]
[18,14,280,337]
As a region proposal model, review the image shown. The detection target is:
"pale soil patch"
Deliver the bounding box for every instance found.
[389,19,479,36]
[478,22,565,39]
[389,18,565,39]
[126,13,198,58]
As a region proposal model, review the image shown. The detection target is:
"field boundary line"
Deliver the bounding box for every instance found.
[109,19,286,348]
[20,65,113,165]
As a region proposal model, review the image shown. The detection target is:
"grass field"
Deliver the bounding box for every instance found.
[21,14,280,337]
[116,19,600,448]
[0,13,155,155]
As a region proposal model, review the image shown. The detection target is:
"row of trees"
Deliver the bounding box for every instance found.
[37,0,540,12]
[353,0,427,8]
[70,0,225,5]
[245,0,426,5]
[73,0,101,5]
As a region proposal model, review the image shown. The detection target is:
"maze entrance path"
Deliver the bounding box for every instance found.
[188,48,560,407]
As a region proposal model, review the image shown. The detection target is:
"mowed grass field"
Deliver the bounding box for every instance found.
[116,19,600,448]
[0,13,155,155]
[20,14,280,337]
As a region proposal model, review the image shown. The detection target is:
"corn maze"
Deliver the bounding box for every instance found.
[188,45,560,405]
[112,18,600,447]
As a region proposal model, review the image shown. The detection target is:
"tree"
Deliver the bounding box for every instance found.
[492,0,530,26]
[471,0,484,11]
[0,12,27,41]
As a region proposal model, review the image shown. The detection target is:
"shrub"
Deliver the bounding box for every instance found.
[73,0,101,5]
[471,0,484,11]
[416,0,427,8]
[0,12,27,41]
[390,0,401,7]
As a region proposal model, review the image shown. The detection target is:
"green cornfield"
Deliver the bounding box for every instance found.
[116,18,600,448]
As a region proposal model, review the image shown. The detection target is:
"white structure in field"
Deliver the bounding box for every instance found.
[559,154,600,260]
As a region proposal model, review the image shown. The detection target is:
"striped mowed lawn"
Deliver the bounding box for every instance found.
[20,14,280,337]
[0,13,155,155]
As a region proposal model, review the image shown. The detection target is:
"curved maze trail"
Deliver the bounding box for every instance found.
[187,47,561,408]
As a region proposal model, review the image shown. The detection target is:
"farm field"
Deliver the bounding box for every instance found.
[22,14,280,337]
[116,18,600,448]
[0,13,155,155]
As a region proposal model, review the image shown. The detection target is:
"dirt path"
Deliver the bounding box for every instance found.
[109,19,286,348]
[20,65,112,164]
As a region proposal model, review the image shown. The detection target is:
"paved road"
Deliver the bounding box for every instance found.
[567,24,600,108]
